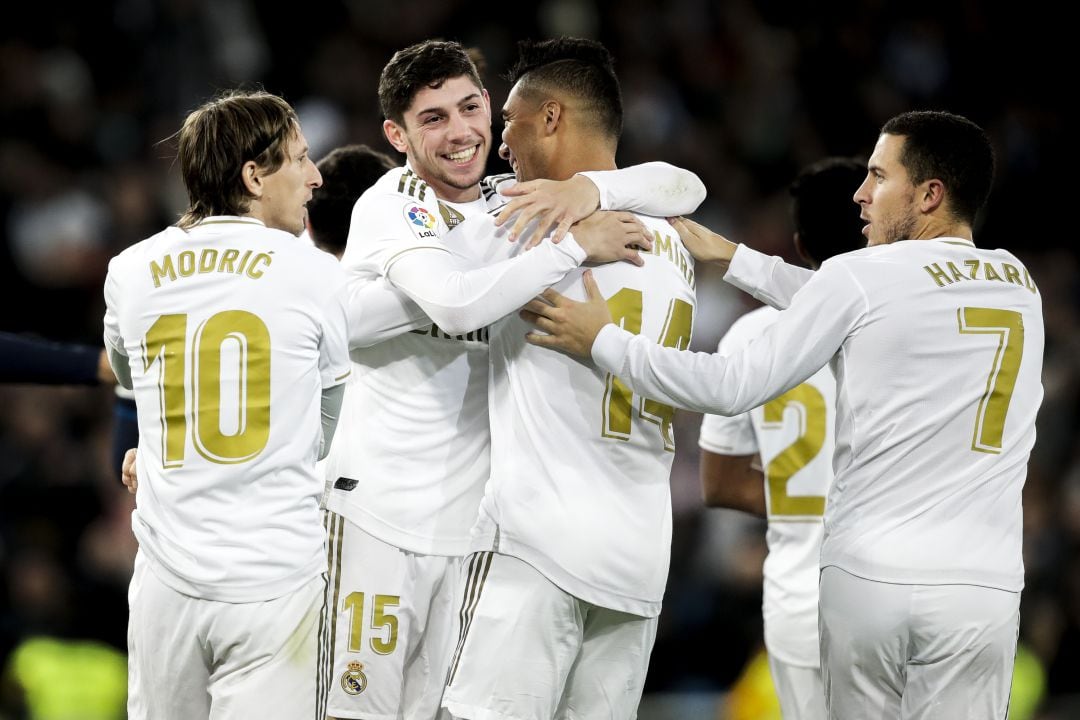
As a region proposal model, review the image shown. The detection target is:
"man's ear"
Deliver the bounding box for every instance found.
[542,100,562,136]
[920,178,945,213]
[383,119,409,154]
[241,160,261,197]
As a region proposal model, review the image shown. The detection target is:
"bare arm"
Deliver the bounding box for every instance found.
[699,450,766,516]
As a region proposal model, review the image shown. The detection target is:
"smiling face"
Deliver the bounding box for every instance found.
[383,75,491,202]
[853,133,920,247]
[498,82,550,183]
[256,125,322,236]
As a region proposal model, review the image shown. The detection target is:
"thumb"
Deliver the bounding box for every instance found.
[582,269,602,300]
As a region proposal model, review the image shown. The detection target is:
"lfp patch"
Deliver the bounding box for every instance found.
[404,203,437,240]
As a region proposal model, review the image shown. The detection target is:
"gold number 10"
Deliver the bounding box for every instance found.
[957,307,1024,454]
[143,310,272,467]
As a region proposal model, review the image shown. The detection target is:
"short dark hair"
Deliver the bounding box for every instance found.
[177,90,298,229]
[790,157,866,265]
[505,37,623,141]
[308,144,398,256]
[880,111,994,226]
[378,40,483,126]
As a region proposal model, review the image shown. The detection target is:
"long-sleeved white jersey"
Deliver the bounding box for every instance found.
[104,217,352,602]
[596,238,1043,591]
[326,163,706,557]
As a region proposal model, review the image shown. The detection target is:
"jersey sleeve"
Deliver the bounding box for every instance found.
[102,256,133,389]
[725,245,814,310]
[316,261,353,388]
[698,315,761,455]
[384,213,587,335]
[339,177,450,279]
[346,277,431,348]
[579,162,707,216]
[593,260,867,416]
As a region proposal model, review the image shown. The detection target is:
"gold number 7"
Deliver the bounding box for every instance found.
[957,307,1025,454]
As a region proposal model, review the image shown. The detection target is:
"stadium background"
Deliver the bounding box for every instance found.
[0,0,1073,717]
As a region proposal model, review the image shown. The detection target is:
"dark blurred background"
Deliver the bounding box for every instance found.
[0,1,1073,718]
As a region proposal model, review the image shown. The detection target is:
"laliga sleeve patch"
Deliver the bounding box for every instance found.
[403,202,438,241]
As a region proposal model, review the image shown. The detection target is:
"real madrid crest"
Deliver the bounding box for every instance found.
[341,660,368,695]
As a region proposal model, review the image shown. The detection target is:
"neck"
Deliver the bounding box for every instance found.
[912,214,974,244]
[547,132,617,179]
[431,181,480,203]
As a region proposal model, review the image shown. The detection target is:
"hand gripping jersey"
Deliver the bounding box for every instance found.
[103,217,351,602]
[595,238,1044,592]
[454,212,697,617]
[699,305,834,668]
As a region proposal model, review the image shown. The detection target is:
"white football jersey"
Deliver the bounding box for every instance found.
[103,216,351,602]
[454,213,697,617]
[325,166,497,555]
[327,163,706,556]
[595,237,1043,592]
[699,305,834,668]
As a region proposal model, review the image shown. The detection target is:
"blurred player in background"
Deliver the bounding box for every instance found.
[699,157,865,719]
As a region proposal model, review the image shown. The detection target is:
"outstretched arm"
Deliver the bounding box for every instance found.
[672,217,813,310]
[386,213,650,335]
[496,162,707,246]
[523,264,862,416]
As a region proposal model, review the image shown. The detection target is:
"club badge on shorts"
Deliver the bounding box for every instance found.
[341,660,368,695]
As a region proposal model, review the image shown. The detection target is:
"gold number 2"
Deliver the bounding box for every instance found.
[143,310,271,467]
[762,384,827,518]
[957,307,1025,454]
[601,288,693,451]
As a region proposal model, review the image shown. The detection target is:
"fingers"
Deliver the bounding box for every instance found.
[121,447,138,494]
[522,297,555,316]
[519,310,557,335]
[550,217,573,245]
[621,247,644,267]
[500,180,537,198]
[582,269,601,299]
[525,331,563,350]
[494,199,523,228]
[539,287,565,305]
[509,206,545,242]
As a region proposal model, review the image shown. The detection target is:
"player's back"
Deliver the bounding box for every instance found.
[819,237,1043,591]
[700,304,834,667]
[104,217,350,602]
[479,216,696,617]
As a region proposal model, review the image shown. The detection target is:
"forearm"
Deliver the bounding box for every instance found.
[726,245,814,310]
[319,383,346,460]
[388,237,585,335]
[591,321,830,417]
[0,333,103,384]
[699,451,766,516]
[347,277,431,348]
[582,162,707,216]
[106,345,133,390]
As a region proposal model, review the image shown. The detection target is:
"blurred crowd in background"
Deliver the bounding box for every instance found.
[0,1,1073,717]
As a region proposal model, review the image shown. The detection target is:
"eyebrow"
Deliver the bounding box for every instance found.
[414,92,483,118]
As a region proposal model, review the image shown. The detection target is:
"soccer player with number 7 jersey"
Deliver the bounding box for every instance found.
[103,91,351,719]
[526,110,1044,719]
